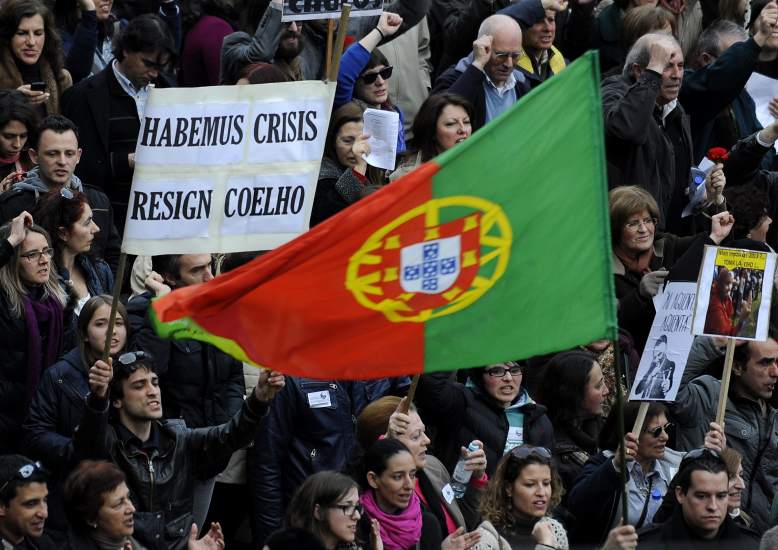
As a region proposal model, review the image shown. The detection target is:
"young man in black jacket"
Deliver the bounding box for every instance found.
[638,450,758,549]
[75,351,284,550]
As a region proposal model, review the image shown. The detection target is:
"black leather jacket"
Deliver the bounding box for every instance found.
[73,391,270,550]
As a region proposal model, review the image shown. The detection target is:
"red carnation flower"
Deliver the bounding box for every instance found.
[707,147,729,162]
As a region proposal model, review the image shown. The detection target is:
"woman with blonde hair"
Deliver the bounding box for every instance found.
[473,446,568,550]
[0,211,68,453]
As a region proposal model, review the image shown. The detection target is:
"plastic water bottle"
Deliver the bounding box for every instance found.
[451,441,481,499]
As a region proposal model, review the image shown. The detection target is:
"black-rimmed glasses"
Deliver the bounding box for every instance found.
[329,503,363,517]
[486,364,522,377]
[20,247,54,262]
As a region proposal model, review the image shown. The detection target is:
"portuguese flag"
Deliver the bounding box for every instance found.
[151,51,617,379]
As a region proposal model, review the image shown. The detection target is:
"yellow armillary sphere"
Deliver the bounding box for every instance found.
[346,195,512,323]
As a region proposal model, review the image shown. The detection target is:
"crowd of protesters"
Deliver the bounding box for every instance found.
[3,0,778,548]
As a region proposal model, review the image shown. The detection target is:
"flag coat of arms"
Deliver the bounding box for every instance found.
[151,51,618,379]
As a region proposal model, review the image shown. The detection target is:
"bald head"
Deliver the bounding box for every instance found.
[475,15,523,86]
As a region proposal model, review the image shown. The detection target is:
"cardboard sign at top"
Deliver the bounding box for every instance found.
[281,0,384,21]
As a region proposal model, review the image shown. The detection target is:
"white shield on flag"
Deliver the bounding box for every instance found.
[400,236,461,294]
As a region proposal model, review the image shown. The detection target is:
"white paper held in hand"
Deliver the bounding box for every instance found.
[362,108,399,171]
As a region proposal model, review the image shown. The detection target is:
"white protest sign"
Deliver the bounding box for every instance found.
[279,0,384,21]
[629,282,696,402]
[121,81,336,255]
[692,246,777,341]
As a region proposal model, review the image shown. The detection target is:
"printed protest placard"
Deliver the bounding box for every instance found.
[280,0,384,21]
[121,81,336,255]
[629,282,696,402]
[692,246,777,340]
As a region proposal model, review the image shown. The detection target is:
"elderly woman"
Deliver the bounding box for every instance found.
[566,402,683,544]
[64,459,225,550]
[357,396,487,535]
[473,446,569,550]
[416,362,553,478]
[0,212,67,454]
[389,93,473,181]
[0,0,71,115]
[609,186,733,351]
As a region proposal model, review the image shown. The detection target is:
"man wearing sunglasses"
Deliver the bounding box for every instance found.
[669,334,778,533]
[0,455,54,550]
[73,350,284,550]
[63,13,177,233]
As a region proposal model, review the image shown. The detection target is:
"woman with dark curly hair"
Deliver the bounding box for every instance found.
[473,445,568,549]
[0,0,71,115]
[32,187,111,318]
[535,350,610,497]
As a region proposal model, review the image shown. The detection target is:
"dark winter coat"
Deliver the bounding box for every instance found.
[602,70,693,230]
[637,507,758,549]
[415,372,554,476]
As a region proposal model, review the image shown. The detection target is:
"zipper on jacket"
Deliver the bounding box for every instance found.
[142,452,155,512]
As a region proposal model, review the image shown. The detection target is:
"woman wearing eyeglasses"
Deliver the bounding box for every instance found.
[0,211,67,455]
[567,402,683,543]
[473,445,568,550]
[22,294,126,535]
[415,362,553,480]
[32,188,110,320]
[335,12,406,154]
[286,471,381,550]
[609,186,734,352]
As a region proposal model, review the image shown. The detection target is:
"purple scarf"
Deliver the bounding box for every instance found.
[360,489,422,550]
[22,293,63,400]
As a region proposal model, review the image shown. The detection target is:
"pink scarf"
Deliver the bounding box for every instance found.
[360,490,422,550]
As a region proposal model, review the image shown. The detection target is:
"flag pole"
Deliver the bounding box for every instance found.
[325,19,335,81]
[328,3,351,82]
[716,339,736,424]
[101,252,128,362]
[399,374,420,414]
[613,337,630,524]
